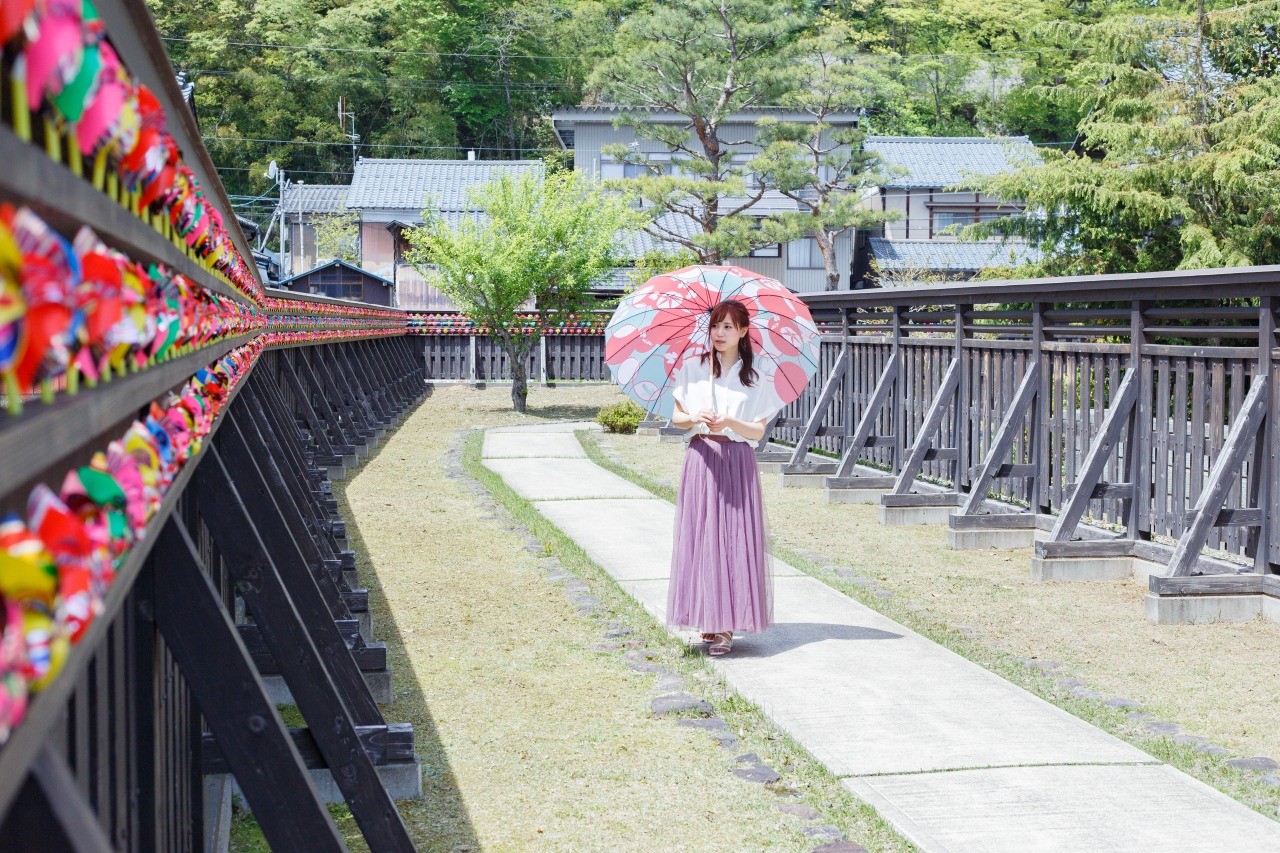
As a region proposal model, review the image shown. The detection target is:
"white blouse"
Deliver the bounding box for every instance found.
[671,354,777,444]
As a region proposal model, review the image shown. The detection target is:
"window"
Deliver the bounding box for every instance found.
[787,237,824,269]
[750,243,780,258]
[933,209,975,232]
[624,162,650,179]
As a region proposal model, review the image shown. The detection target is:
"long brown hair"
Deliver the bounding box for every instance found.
[701,300,758,387]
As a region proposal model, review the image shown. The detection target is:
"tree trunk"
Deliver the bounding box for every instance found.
[504,335,528,413]
[816,231,840,291]
[510,357,528,412]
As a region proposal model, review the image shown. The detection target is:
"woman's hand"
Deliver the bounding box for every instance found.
[703,411,727,432]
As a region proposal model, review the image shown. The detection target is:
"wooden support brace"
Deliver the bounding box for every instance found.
[280,356,337,458]
[150,519,346,852]
[1049,368,1139,543]
[784,346,850,471]
[834,350,901,479]
[28,745,116,853]
[891,358,960,495]
[190,456,415,850]
[1169,375,1269,576]
[959,363,1040,515]
[209,425,380,722]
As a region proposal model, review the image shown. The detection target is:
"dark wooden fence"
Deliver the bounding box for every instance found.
[772,267,1280,616]
[0,0,430,847]
[418,332,609,382]
[0,332,426,852]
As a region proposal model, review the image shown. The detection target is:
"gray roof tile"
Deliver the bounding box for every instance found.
[345,158,545,211]
[282,183,348,214]
[869,238,1040,273]
[864,136,1039,189]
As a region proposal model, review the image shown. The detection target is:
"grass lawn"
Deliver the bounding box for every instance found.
[235,383,891,850]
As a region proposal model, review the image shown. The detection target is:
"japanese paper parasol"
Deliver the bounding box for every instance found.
[604,265,821,419]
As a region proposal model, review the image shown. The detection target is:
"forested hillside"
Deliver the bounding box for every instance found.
[150,0,1279,272]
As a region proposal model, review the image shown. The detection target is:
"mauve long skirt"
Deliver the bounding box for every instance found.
[667,437,772,634]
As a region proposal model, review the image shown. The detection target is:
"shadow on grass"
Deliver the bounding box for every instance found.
[330,413,482,851]
[522,401,611,421]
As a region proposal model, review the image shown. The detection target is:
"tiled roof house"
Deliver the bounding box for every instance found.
[860,136,1041,283]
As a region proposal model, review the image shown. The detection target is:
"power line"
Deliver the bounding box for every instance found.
[186,67,576,91]
[161,34,1090,64]
[161,35,583,62]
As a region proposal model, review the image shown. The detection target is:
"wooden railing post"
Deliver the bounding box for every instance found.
[1126,300,1148,538]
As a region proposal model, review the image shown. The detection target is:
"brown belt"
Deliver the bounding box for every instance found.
[694,433,733,443]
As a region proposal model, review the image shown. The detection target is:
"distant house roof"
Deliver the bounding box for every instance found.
[282,184,349,215]
[618,212,702,260]
[345,158,545,211]
[550,106,863,149]
[869,238,1040,273]
[278,258,392,288]
[864,136,1039,189]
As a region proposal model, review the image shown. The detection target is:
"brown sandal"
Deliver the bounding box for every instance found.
[707,632,733,656]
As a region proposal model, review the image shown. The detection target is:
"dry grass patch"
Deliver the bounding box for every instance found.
[282,384,851,850]
[588,429,1280,820]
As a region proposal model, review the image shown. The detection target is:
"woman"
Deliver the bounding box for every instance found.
[667,299,775,656]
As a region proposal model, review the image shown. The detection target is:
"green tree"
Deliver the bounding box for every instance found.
[312,209,361,264]
[405,171,636,411]
[590,0,805,263]
[752,20,903,289]
[972,2,1280,275]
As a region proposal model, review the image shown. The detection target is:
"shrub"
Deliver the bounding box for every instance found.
[596,399,646,434]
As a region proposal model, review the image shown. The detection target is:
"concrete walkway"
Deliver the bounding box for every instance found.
[482,423,1280,852]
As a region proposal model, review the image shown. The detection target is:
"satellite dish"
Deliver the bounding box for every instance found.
[266,160,279,180]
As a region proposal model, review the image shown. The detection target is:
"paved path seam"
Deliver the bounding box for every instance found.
[482,422,1280,853]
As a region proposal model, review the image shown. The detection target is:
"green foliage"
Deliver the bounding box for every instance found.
[595,399,646,433]
[311,209,361,264]
[969,2,1280,275]
[404,170,635,409]
[591,0,806,262]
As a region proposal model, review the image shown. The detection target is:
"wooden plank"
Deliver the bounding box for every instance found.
[1150,574,1263,596]
[1169,374,1268,575]
[1172,358,1189,535]
[1048,368,1139,542]
[959,364,1039,515]
[150,519,345,852]
[891,359,960,495]
[1180,507,1264,528]
[0,333,253,490]
[1035,539,1134,558]
[880,492,961,507]
[949,513,1038,530]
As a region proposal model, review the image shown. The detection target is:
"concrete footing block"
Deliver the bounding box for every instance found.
[1131,559,1172,586]
[262,669,393,705]
[1031,556,1132,582]
[636,427,659,437]
[221,760,423,810]
[357,610,373,642]
[1145,593,1263,624]
[204,773,234,853]
[826,488,886,505]
[878,505,955,526]
[779,473,829,489]
[948,527,1036,550]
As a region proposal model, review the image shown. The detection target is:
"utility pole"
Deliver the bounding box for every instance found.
[339,97,360,172]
